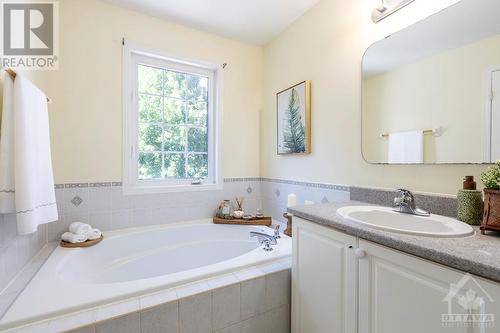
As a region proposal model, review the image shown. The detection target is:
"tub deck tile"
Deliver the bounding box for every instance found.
[176,281,211,299]
[46,309,96,333]
[95,298,141,323]
[139,289,178,310]
[233,267,266,283]
[206,274,239,290]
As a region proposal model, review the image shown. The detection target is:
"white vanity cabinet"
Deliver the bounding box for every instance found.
[358,239,470,333]
[292,217,357,333]
[292,217,500,333]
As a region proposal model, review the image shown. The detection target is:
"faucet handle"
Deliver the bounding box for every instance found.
[274,225,281,239]
[396,189,415,200]
[396,188,411,195]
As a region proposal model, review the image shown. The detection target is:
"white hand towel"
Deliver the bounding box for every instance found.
[0,73,15,213]
[61,232,87,244]
[388,130,424,164]
[0,73,58,234]
[69,222,92,235]
[87,228,102,240]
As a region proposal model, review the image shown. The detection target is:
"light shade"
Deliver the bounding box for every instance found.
[372,0,415,23]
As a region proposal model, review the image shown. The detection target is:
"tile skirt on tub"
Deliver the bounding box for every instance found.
[66,269,291,333]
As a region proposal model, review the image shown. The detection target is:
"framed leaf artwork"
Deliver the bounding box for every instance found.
[277,80,311,154]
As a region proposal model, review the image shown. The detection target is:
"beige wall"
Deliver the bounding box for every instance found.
[363,34,500,163]
[261,0,488,195]
[1,0,492,195]
[5,0,263,183]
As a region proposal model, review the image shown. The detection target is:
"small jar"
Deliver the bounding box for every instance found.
[221,200,232,218]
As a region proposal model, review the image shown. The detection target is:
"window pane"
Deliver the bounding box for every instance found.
[139,152,162,179]
[187,101,207,126]
[163,126,186,152]
[139,124,162,152]
[188,127,208,152]
[164,98,186,124]
[187,154,208,178]
[139,94,162,123]
[163,153,186,178]
[164,70,186,99]
[134,57,213,185]
[184,74,208,102]
[138,65,163,95]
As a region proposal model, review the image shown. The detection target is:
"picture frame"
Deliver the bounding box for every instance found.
[276,80,311,155]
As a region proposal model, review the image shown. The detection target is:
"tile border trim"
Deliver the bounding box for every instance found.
[54,178,262,188]
[54,178,351,192]
[261,178,350,192]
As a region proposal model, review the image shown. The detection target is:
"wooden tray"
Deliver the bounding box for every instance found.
[213,216,272,226]
[60,235,104,248]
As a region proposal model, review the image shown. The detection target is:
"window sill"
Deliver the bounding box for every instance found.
[122,182,223,195]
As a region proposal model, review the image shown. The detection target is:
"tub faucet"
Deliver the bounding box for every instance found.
[393,189,430,216]
[250,231,277,252]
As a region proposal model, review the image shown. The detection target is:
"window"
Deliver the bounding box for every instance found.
[123,45,222,194]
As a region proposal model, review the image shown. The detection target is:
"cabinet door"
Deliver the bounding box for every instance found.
[292,217,357,333]
[358,239,488,333]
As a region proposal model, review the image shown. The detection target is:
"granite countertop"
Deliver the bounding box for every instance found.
[288,201,500,283]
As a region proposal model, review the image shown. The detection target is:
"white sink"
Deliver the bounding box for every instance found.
[336,206,474,237]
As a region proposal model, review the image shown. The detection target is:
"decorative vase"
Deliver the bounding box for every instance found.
[457,190,483,225]
[480,189,500,234]
[233,210,244,219]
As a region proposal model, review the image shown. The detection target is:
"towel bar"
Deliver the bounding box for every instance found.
[379,127,443,139]
[4,68,52,104]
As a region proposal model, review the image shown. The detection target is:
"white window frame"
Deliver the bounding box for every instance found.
[123,43,223,195]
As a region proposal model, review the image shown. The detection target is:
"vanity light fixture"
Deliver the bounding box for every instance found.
[372,0,415,23]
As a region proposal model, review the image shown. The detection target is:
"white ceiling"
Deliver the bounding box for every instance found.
[364,0,500,77]
[104,0,321,45]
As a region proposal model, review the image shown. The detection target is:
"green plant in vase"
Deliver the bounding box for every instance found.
[480,162,500,234]
[481,161,500,190]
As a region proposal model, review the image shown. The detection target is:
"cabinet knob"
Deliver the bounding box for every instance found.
[354,248,367,258]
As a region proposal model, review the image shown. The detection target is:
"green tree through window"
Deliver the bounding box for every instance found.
[137,65,209,180]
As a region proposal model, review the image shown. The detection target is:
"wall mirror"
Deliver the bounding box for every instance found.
[362,0,500,164]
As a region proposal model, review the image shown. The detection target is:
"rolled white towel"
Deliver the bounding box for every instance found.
[87,228,102,240]
[61,232,87,244]
[69,222,92,236]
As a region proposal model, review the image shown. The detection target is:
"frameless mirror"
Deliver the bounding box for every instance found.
[362,0,500,164]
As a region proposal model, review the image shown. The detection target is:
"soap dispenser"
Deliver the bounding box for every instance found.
[457,176,483,225]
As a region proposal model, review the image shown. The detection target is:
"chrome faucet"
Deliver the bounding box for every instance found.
[393,189,430,216]
[250,231,277,251]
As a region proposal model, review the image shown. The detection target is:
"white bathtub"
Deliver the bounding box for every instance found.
[0,219,291,330]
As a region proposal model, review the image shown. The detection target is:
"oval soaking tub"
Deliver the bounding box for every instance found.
[0,219,291,330]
